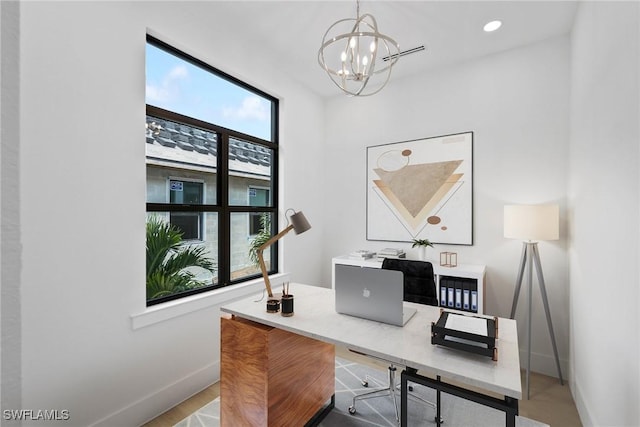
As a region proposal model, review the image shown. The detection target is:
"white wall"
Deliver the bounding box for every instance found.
[569,2,640,426]
[0,0,22,415]
[322,36,571,378]
[11,2,325,426]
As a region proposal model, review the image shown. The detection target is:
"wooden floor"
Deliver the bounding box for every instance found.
[143,346,582,427]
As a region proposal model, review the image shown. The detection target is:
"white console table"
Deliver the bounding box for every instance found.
[332,255,486,315]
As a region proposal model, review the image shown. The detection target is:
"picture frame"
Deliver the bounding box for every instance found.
[366,131,473,245]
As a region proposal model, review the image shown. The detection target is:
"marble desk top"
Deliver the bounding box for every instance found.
[220,283,522,400]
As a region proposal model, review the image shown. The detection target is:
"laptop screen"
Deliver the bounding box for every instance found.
[334,264,415,326]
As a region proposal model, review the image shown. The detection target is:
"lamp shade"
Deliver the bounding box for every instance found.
[289,210,311,234]
[504,204,559,241]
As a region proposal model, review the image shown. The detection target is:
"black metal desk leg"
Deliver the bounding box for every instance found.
[505,396,518,427]
[401,370,409,427]
[436,375,442,427]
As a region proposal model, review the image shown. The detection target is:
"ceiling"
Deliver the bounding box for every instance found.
[212,1,578,98]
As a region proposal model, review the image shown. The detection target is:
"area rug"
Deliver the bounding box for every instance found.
[175,357,548,427]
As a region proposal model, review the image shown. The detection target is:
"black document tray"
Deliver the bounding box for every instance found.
[431,309,498,361]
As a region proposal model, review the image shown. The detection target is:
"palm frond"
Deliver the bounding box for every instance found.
[146,216,183,276]
[163,245,215,274]
[248,213,272,266]
[146,271,196,300]
[146,215,216,301]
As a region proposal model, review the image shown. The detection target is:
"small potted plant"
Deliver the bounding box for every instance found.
[411,238,434,261]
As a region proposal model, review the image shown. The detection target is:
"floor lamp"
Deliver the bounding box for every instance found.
[258,209,311,311]
[504,204,564,399]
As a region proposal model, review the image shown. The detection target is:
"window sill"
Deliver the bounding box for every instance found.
[131,273,290,330]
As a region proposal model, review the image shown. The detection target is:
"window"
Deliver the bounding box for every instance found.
[145,35,278,306]
[249,187,270,235]
[170,180,204,240]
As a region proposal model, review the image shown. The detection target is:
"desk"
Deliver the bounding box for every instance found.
[220,284,521,426]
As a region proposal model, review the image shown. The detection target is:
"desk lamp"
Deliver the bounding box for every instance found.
[504,204,563,399]
[258,209,311,311]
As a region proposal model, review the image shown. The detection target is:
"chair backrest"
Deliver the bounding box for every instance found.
[381,258,438,306]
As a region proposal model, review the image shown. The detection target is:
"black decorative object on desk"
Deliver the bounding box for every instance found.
[281,282,294,317]
[266,298,280,313]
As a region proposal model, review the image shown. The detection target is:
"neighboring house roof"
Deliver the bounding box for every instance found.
[145,115,271,180]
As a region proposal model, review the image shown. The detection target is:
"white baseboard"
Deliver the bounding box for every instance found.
[571,380,594,427]
[102,275,291,426]
[90,361,219,427]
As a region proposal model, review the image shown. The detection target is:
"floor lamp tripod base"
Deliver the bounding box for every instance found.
[510,241,564,399]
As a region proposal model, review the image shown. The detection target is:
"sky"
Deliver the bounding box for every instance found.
[145,43,273,142]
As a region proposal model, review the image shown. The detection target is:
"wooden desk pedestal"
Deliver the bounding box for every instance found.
[221,315,335,426]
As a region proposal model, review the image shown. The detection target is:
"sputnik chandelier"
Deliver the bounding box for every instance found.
[318,0,400,97]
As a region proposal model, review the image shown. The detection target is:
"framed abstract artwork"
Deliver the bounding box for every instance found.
[366,132,473,245]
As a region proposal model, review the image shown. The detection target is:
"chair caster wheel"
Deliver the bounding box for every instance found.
[362,381,369,387]
[434,416,443,423]
[348,406,357,415]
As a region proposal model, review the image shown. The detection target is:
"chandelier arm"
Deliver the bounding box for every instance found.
[319,17,357,46]
[318,17,358,72]
[354,75,371,96]
[318,32,398,61]
[369,37,400,76]
[349,13,376,34]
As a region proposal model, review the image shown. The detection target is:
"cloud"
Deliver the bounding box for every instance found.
[222,96,270,122]
[146,65,189,104]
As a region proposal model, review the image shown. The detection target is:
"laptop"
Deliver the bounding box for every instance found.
[334,264,417,326]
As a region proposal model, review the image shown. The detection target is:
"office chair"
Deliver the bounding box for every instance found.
[348,258,439,423]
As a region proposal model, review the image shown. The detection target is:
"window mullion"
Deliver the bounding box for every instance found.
[146,203,219,212]
[218,133,231,287]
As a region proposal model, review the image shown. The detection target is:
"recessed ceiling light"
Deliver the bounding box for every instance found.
[483,20,502,32]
